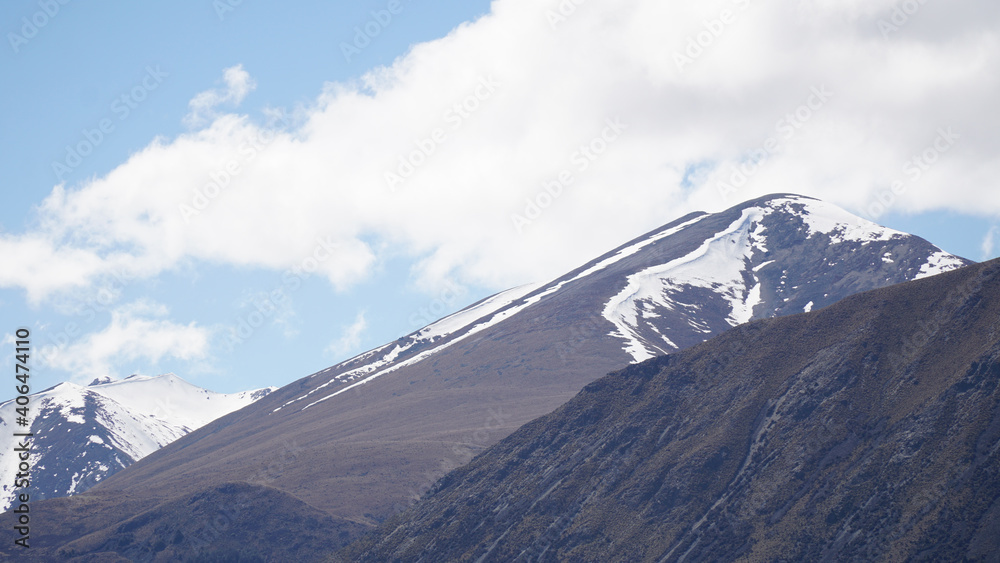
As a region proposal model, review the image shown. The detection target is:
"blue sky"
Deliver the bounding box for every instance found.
[1,0,497,397]
[2,0,999,400]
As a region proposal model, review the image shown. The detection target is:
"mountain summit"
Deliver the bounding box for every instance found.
[3,194,972,560]
[277,194,966,414]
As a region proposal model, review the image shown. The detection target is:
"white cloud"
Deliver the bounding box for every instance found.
[326,311,367,358]
[0,232,120,305]
[184,64,257,127]
[37,300,211,382]
[3,0,1000,303]
[982,225,999,260]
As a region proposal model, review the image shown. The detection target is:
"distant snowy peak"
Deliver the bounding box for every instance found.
[0,374,275,511]
[82,372,277,430]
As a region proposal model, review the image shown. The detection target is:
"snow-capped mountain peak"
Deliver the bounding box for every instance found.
[0,374,275,511]
[603,195,967,362]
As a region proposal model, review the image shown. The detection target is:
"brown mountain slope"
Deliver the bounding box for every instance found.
[347,259,1000,562]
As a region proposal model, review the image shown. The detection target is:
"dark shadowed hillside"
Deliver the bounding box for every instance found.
[348,259,1000,562]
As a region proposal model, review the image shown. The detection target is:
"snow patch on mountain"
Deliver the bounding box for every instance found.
[915,250,968,280]
[86,374,274,432]
[523,214,708,307]
[46,383,87,424]
[418,283,544,341]
[783,197,905,244]
[603,207,768,363]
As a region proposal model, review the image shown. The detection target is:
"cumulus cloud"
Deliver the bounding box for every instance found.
[3,0,1000,305]
[37,300,211,381]
[184,64,257,127]
[326,311,368,358]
